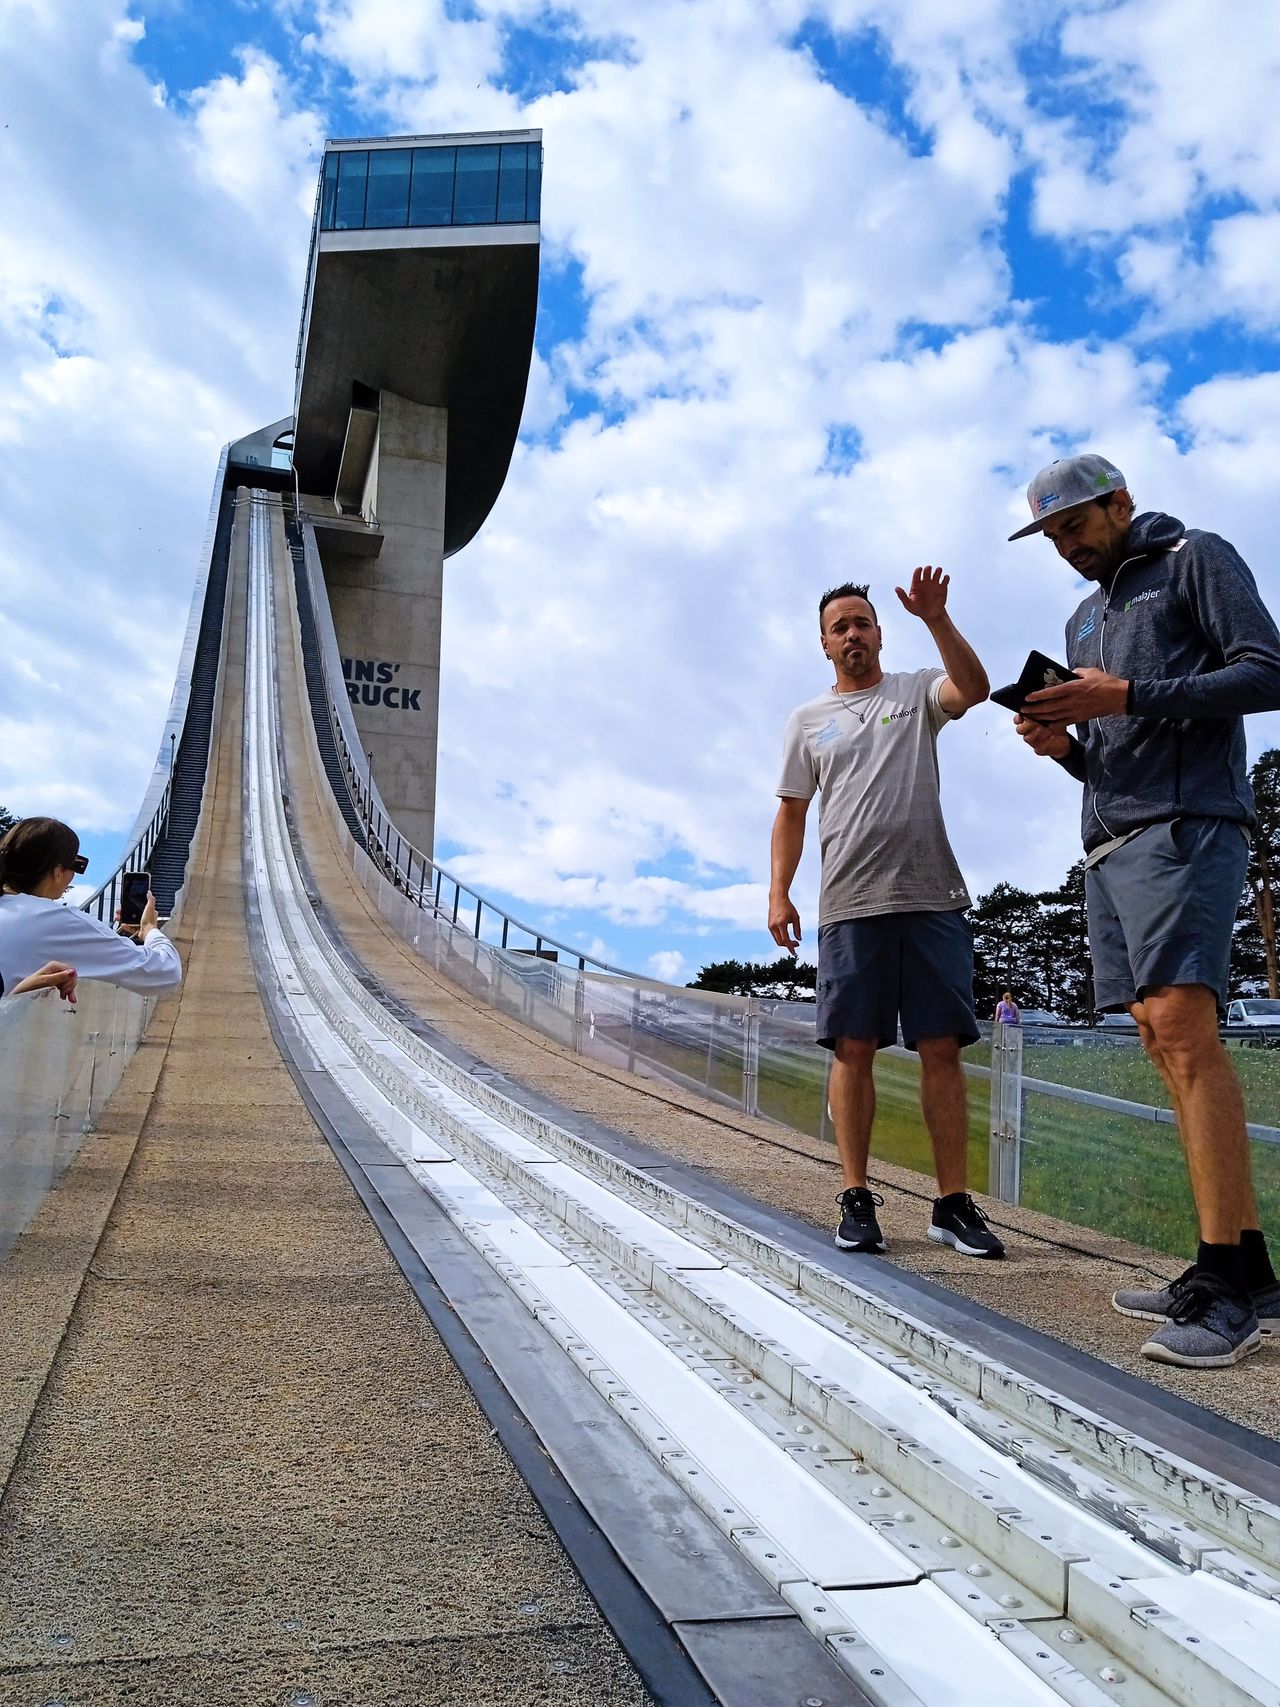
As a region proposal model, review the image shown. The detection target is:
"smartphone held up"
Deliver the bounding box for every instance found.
[118,871,151,934]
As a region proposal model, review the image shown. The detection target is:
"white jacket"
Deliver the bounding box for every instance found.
[0,893,183,997]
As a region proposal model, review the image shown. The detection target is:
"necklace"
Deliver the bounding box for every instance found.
[832,686,872,724]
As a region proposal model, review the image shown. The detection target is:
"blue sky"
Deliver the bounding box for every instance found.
[3,1,1280,982]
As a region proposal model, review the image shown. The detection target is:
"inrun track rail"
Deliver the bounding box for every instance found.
[244,493,1280,1707]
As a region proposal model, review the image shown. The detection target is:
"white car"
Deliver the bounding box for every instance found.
[1017,1008,1068,1026]
[1225,998,1280,1029]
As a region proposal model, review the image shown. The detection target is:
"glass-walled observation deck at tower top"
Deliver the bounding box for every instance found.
[320,137,542,233]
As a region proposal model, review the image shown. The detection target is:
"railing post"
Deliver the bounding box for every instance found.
[474,896,483,940]
[82,1031,100,1135]
[741,998,760,1117]
[452,882,461,925]
[573,975,586,1055]
[818,1047,834,1144]
[501,917,509,950]
[988,1022,1023,1204]
[626,989,639,1073]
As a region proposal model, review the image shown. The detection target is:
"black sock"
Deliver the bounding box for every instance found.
[1241,1229,1277,1291]
[1197,1241,1246,1293]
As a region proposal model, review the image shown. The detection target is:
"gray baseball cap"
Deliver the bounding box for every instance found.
[1008,452,1128,541]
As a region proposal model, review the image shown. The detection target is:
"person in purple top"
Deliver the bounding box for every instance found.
[994,992,1019,1026]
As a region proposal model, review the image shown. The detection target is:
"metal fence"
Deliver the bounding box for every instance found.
[986,1023,1280,1260]
[0,980,158,1264]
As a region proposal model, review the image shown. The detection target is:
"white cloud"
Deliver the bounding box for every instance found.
[184,48,324,228]
[0,1,317,833]
[649,948,687,982]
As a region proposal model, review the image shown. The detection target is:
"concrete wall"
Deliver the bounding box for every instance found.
[314,390,445,855]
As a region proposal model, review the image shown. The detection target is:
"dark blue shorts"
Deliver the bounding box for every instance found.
[1085,817,1248,1012]
[816,909,978,1052]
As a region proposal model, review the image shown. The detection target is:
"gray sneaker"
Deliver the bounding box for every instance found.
[1140,1274,1262,1369]
[1252,1280,1280,1335]
[1112,1264,1195,1323]
[1115,1265,1280,1335]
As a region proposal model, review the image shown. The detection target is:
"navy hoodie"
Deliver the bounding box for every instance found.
[1057,511,1280,853]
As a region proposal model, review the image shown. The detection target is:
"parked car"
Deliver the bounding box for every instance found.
[1018,1008,1068,1026]
[1225,998,1280,1030]
[1094,1011,1140,1032]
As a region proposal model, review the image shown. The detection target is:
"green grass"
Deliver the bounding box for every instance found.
[630,1026,1280,1262]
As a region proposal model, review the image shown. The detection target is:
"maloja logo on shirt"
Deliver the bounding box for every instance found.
[880,706,918,726]
[1123,588,1160,612]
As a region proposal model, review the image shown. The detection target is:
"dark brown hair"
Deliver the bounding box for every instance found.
[0,817,80,893]
[819,582,877,629]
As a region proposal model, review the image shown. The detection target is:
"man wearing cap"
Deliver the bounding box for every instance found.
[1009,452,1280,1368]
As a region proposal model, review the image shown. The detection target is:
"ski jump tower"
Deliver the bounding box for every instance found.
[287,131,542,854]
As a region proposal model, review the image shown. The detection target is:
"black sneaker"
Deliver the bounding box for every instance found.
[835,1188,887,1253]
[928,1193,1005,1259]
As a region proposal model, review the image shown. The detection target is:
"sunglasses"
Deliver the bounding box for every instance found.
[70,854,89,875]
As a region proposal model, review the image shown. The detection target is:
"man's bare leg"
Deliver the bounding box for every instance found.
[1134,994,1262,1233]
[917,1035,969,1198]
[830,1037,878,1187]
[1132,985,1252,1246]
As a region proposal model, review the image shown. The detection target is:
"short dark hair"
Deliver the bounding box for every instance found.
[819,582,877,628]
[0,817,80,893]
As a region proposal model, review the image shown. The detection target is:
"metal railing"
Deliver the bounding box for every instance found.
[292,509,633,977]
[81,446,232,926]
[81,773,174,929]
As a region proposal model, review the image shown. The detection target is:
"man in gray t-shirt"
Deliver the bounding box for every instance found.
[769,573,1002,1260]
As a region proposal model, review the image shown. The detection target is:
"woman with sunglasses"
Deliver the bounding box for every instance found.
[0,817,182,999]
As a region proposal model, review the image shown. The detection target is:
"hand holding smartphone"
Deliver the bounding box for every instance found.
[989,651,1075,723]
[117,871,152,936]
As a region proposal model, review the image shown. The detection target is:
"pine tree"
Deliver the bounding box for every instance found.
[1035,860,1094,1020]
[1242,749,1280,997]
[969,882,1043,1014]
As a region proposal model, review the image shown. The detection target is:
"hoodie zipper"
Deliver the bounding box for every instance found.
[1092,550,1143,840]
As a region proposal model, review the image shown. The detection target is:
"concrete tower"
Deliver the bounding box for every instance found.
[290,131,542,854]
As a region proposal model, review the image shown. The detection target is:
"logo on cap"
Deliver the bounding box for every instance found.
[1036,491,1060,514]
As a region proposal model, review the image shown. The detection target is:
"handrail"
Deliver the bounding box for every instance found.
[80,445,231,925]
[290,506,638,978]
[81,774,175,930]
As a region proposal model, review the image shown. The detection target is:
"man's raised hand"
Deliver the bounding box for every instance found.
[895,565,949,625]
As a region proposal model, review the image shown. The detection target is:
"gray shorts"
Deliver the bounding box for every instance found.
[816,909,978,1052]
[1085,817,1249,1012]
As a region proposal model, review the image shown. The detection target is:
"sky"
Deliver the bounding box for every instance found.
[3,0,1280,982]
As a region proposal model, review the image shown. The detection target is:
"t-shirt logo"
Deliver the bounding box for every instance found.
[1079,612,1096,640]
[813,718,840,748]
[880,707,918,727]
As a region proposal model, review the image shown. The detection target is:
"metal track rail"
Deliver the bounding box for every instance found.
[245,498,1280,1707]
